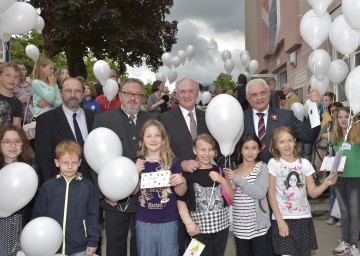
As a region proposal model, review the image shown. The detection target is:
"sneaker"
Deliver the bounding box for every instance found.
[333,240,350,255]
[349,245,360,256]
[336,220,342,227]
[327,217,336,225]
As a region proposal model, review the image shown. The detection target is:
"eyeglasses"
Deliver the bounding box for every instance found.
[1,139,23,147]
[62,89,83,95]
[121,91,144,99]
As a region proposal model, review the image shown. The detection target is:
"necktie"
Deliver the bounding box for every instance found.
[256,113,266,150]
[188,112,197,140]
[73,113,84,146]
[129,115,135,125]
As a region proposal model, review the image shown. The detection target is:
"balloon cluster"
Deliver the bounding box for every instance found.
[300,0,360,113]
[84,128,139,201]
[1,1,45,62]
[156,45,196,84]
[92,60,119,101]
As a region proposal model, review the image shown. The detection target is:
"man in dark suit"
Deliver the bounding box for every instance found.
[242,78,320,256]
[243,78,320,163]
[92,78,155,256]
[266,77,280,108]
[159,78,210,254]
[35,77,95,184]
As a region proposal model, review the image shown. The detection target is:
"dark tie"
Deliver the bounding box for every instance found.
[129,115,135,125]
[256,113,266,150]
[188,112,197,140]
[73,113,84,146]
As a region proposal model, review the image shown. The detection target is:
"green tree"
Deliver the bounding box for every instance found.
[30,0,178,79]
[213,73,236,92]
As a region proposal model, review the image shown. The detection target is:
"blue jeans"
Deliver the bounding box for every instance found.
[329,185,337,217]
[136,220,178,256]
[335,177,360,245]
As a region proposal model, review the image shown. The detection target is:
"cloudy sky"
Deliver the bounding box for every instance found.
[126,0,246,90]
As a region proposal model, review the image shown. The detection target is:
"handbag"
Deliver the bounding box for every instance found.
[22,94,36,140]
[219,167,233,206]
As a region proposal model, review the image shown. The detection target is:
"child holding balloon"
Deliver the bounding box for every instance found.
[32,140,100,256]
[224,133,271,256]
[134,119,187,256]
[177,133,234,256]
[0,125,34,256]
[31,58,62,117]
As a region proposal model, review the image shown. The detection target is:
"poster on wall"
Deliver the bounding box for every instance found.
[0,37,5,63]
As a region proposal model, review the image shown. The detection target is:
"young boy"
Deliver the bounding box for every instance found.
[0,62,23,128]
[32,140,100,256]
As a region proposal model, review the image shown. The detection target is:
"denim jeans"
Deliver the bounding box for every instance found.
[136,220,178,256]
[329,185,337,218]
[334,177,360,245]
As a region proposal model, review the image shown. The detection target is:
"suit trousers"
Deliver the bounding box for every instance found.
[105,210,137,256]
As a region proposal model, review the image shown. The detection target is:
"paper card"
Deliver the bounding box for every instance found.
[183,238,205,256]
[319,156,346,173]
[140,170,171,189]
[305,99,321,128]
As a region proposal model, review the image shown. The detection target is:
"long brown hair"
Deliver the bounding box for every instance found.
[31,58,53,82]
[0,125,33,165]
[332,107,360,145]
[269,127,301,161]
[136,120,174,169]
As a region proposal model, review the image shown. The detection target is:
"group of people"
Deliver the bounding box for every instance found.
[0,57,359,256]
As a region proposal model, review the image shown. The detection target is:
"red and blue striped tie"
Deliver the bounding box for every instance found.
[256,113,266,150]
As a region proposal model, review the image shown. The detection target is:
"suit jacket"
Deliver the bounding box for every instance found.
[92,108,156,213]
[158,106,209,161]
[35,106,95,184]
[243,106,320,162]
[269,91,279,108]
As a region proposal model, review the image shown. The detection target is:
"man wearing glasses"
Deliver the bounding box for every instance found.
[35,77,95,184]
[92,78,155,256]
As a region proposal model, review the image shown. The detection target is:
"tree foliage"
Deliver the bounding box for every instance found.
[213,73,236,92]
[29,0,178,79]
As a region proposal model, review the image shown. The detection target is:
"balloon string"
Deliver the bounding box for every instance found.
[336,29,354,52]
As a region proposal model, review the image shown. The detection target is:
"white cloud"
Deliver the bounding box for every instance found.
[126,0,246,90]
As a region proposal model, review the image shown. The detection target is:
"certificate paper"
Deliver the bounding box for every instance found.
[140,170,171,189]
[305,99,321,128]
[320,156,346,173]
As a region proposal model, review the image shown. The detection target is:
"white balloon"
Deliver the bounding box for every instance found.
[206,94,244,156]
[196,93,202,105]
[98,156,139,201]
[310,75,329,96]
[345,65,360,113]
[240,52,250,68]
[300,9,332,50]
[249,60,259,75]
[328,59,349,84]
[224,59,234,74]
[222,50,232,62]
[104,79,119,101]
[156,72,166,83]
[307,0,334,17]
[167,69,177,84]
[35,16,45,34]
[186,45,195,61]
[93,60,110,86]
[161,52,172,69]
[290,102,305,121]
[172,56,181,68]
[84,127,123,173]
[0,163,38,217]
[229,125,244,158]
[201,91,212,105]
[329,14,360,56]
[0,0,14,14]
[25,44,39,62]
[177,50,186,65]
[308,49,331,81]
[342,0,360,30]
[0,2,38,35]
[21,217,62,256]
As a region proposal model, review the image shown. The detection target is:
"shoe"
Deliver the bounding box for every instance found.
[349,245,360,256]
[333,240,350,255]
[336,220,342,227]
[327,217,336,225]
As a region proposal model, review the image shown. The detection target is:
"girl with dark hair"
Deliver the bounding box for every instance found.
[147,80,165,113]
